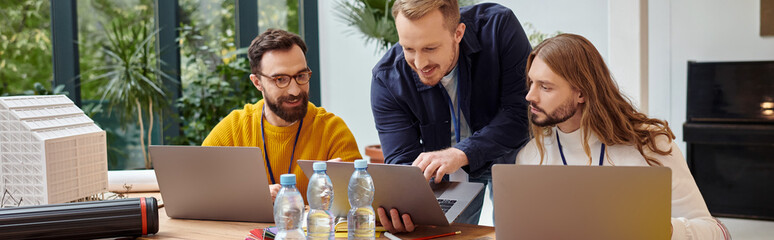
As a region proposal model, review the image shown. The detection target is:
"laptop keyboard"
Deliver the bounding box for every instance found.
[437,198,457,213]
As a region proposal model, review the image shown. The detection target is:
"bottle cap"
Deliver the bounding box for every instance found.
[280,174,296,185]
[354,159,368,169]
[313,162,327,171]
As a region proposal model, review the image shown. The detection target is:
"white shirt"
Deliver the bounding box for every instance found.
[440,65,471,147]
[515,127,727,240]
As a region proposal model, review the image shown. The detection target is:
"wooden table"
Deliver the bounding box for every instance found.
[130,193,495,240]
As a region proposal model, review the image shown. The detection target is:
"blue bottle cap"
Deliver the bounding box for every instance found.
[280,174,296,185]
[313,162,327,171]
[354,159,368,169]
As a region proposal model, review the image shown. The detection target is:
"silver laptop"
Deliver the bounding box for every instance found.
[150,146,274,222]
[298,160,483,226]
[492,165,671,240]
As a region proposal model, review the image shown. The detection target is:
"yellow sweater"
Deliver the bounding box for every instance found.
[202,100,362,198]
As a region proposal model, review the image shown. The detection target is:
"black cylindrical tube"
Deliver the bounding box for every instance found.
[0,197,159,239]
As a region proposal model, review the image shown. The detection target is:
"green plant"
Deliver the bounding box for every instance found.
[86,18,176,169]
[335,0,478,51]
[0,0,52,94]
[21,82,66,96]
[169,48,261,145]
[522,22,562,48]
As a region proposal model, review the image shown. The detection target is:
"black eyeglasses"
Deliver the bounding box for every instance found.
[257,70,313,88]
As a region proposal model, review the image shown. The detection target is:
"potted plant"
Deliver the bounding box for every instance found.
[90,19,176,169]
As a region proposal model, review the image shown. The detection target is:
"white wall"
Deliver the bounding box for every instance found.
[609,0,648,111]
[494,0,609,58]
[318,1,384,156]
[318,0,610,157]
[649,0,774,148]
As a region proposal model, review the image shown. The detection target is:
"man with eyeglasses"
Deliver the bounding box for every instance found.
[203,29,362,201]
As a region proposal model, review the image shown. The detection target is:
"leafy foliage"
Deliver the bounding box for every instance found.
[80,1,176,169]
[170,50,260,145]
[0,0,52,94]
[522,22,562,48]
[90,21,174,123]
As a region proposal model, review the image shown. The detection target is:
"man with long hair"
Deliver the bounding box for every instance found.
[516,33,728,239]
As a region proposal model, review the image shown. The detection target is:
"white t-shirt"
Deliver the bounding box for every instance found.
[515,127,727,240]
[440,66,471,147]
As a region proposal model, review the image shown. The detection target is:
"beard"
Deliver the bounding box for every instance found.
[530,97,578,127]
[411,42,458,86]
[264,91,309,123]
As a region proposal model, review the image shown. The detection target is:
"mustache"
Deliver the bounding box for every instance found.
[277,93,306,103]
[530,103,545,113]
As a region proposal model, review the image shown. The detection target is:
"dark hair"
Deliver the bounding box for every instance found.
[247,28,308,74]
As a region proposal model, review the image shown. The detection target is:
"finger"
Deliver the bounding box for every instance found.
[269,184,280,197]
[423,161,440,181]
[402,213,415,232]
[390,208,406,232]
[412,153,425,168]
[434,164,448,183]
[327,158,342,162]
[377,207,394,233]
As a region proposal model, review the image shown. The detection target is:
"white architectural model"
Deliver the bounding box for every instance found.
[0,95,107,207]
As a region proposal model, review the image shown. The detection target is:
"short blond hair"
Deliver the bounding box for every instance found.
[392,0,460,33]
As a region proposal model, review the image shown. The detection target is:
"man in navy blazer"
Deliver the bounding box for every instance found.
[371,0,531,231]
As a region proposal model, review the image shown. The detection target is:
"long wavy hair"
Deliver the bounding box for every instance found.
[526,33,674,166]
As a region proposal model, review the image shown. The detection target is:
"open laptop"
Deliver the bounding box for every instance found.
[492,165,671,240]
[150,146,274,222]
[298,160,483,226]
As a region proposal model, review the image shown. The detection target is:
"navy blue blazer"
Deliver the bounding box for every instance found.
[371,3,532,177]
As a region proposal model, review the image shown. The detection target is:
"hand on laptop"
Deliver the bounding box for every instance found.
[377,207,415,233]
[269,184,281,202]
[413,148,468,183]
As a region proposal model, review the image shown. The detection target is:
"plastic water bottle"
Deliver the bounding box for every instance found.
[306,162,334,240]
[274,174,305,240]
[347,160,375,240]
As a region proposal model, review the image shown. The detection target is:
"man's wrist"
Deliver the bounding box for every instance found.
[449,147,469,166]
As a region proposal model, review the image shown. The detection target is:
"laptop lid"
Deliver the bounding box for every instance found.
[492,165,671,240]
[150,146,274,222]
[297,160,483,226]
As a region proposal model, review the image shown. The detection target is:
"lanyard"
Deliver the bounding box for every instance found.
[556,131,606,166]
[261,106,304,184]
[440,80,461,143]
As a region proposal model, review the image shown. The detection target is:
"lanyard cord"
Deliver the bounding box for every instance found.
[556,131,606,166]
[440,80,461,143]
[261,106,304,184]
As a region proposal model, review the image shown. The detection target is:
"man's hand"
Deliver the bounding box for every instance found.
[412,148,468,183]
[377,207,415,233]
[269,184,281,202]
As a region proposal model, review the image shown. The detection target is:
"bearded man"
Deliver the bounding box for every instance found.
[203,29,362,201]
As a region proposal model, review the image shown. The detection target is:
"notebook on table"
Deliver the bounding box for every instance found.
[150,145,274,222]
[297,160,483,226]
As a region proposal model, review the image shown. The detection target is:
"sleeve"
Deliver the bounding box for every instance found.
[201,111,239,146]
[514,139,539,165]
[653,137,728,240]
[370,73,423,165]
[454,9,532,174]
[325,116,363,162]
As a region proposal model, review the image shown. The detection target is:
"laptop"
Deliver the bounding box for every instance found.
[492,165,671,240]
[297,160,484,226]
[150,146,274,222]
